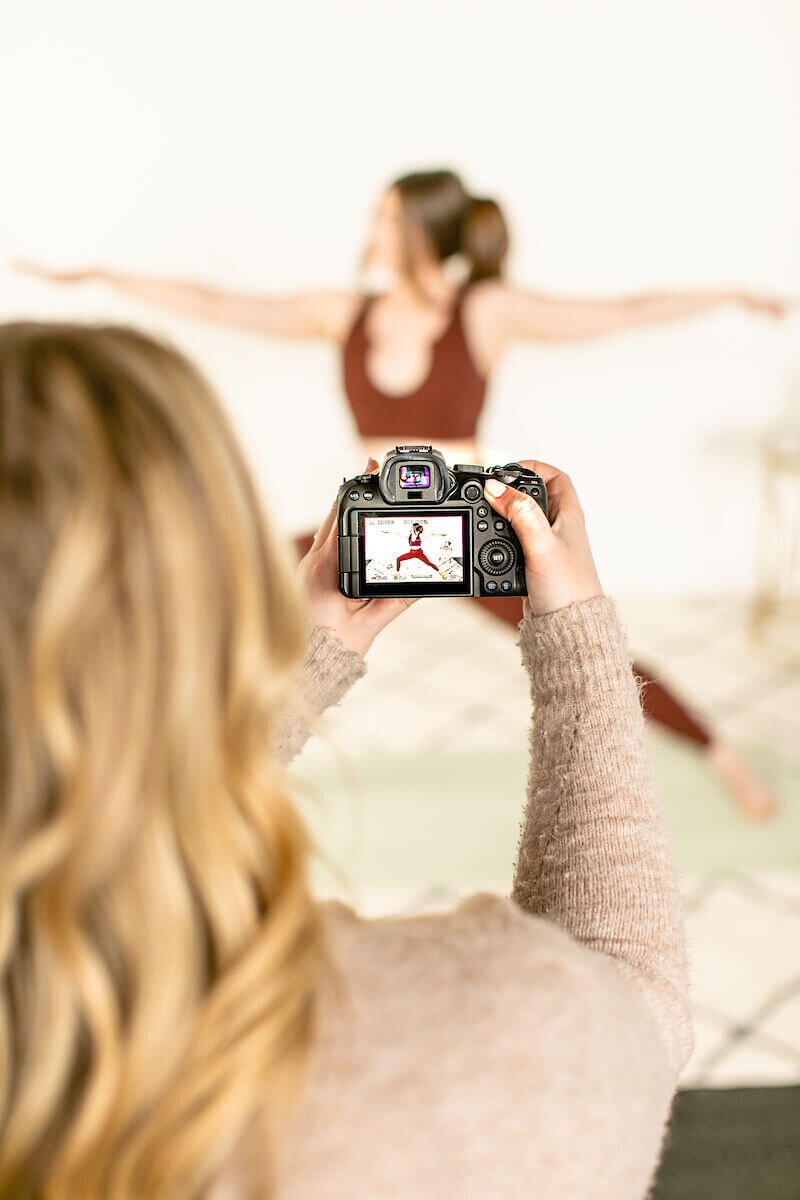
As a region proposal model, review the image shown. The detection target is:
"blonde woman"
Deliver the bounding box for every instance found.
[0,322,691,1199]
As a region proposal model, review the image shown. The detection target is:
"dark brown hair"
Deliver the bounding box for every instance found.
[392,170,509,286]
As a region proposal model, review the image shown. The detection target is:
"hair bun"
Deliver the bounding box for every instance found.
[462,197,509,283]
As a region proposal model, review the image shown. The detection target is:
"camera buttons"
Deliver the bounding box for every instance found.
[501,581,512,592]
[493,519,506,532]
[477,520,488,531]
[363,491,373,500]
[462,482,482,501]
[348,490,360,500]
[477,505,488,517]
[486,581,498,592]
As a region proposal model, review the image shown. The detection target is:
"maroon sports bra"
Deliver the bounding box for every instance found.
[342,289,488,440]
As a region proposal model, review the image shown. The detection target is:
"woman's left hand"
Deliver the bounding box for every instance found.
[297,459,418,657]
[737,293,794,319]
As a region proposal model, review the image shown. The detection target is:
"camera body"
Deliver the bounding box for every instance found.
[337,445,548,599]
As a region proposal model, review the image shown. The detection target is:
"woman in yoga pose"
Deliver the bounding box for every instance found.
[16,169,788,819]
[396,523,440,575]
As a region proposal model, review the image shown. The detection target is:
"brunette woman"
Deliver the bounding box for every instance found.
[16,170,789,819]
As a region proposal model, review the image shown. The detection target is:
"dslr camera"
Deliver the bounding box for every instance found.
[337,445,548,599]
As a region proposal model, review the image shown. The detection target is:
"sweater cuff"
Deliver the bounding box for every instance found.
[273,626,367,765]
[518,595,633,704]
[301,624,368,714]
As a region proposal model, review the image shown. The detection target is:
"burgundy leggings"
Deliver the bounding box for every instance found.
[397,549,439,572]
[294,535,712,749]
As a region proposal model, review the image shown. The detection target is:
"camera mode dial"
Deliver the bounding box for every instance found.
[492,468,520,486]
[489,462,538,486]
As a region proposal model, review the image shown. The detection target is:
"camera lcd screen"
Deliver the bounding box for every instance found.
[362,514,465,587]
[399,465,431,489]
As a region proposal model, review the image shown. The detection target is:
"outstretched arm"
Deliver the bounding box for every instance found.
[12,259,359,342]
[467,279,790,366]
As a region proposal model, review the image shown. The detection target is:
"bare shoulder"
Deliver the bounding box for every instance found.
[460,280,516,374]
[463,281,560,348]
[313,291,362,343]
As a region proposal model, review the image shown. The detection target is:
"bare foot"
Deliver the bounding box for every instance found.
[706,740,778,822]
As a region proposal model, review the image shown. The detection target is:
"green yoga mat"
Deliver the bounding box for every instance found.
[292,733,800,895]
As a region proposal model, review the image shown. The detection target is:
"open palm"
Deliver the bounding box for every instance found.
[297,459,418,656]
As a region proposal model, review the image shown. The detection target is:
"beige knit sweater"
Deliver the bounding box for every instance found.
[218,596,693,1200]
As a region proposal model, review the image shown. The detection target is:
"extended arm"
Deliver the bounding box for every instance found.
[511,285,785,338]
[466,279,789,367]
[13,260,359,341]
[512,595,692,1073]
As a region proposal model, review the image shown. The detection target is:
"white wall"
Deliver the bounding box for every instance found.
[2,0,799,591]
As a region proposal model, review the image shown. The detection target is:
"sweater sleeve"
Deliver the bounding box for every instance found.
[512,595,693,1076]
[274,625,367,764]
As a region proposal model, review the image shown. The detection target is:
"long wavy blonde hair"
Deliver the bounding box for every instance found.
[0,322,320,1198]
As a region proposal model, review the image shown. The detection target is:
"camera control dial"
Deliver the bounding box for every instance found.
[478,539,517,576]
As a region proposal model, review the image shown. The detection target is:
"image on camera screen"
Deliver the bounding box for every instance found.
[399,465,431,489]
[364,515,464,584]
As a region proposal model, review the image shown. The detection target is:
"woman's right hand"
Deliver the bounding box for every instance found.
[483,461,604,616]
[11,259,105,284]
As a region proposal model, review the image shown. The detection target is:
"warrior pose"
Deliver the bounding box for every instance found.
[396,523,439,573]
[18,169,790,819]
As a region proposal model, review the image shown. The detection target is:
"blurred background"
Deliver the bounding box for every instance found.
[3,2,800,1195]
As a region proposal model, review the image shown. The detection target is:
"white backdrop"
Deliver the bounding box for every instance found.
[2,0,799,591]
